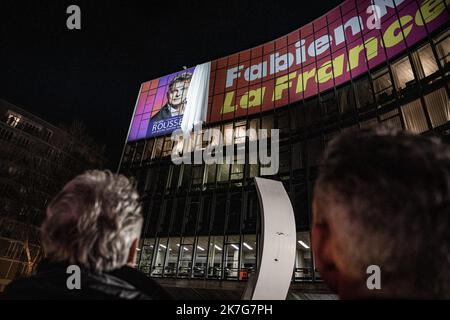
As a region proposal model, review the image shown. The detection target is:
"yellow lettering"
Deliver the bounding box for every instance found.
[317,61,333,84]
[239,87,266,108]
[383,16,414,48]
[272,72,297,101]
[416,0,450,26]
[296,69,316,93]
[332,54,345,78]
[221,91,237,114]
[348,37,378,71]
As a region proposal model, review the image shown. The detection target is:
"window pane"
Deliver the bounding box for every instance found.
[142,139,155,163]
[152,137,164,159]
[392,56,415,89]
[337,84,356,113]
[241,234,257,280]
[217,164,230,182]
[207,236,223,279]
[193,236,208,278]
[164,238,179,277]
[223,123,233,145]
[295,232,313,281]
[424,88,450,128]
[206,164,217,184]
[401,99,429,133]
[417,45,439,78]
[152,238,168,277]
[373,69,393,101]
[435,31,450,68]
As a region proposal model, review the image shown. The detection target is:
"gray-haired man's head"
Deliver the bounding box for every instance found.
[312,128,450,299]
[41,170,143,272]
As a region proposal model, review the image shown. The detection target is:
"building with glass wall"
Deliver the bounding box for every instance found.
[119,0,450,284]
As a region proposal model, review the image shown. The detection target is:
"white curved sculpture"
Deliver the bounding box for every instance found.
[242,177,297,300]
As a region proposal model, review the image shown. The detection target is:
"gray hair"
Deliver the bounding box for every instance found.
[41,170,143,272]
[314,127,450,298]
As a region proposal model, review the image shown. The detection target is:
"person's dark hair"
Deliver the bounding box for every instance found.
[314,127,450,298]
[168,73,192,91]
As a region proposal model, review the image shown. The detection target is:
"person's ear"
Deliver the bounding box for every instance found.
[127,239,139,266]
[312,220,339,292]
[311,194,341,292]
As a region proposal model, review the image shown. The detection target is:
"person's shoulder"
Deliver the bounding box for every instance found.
[109,266,173,300]
[151,104,171,121]
[1,275,65,300]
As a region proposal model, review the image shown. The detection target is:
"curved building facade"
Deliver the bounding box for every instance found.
[119,0,450,283]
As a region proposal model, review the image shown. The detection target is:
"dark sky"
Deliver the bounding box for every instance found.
[0,0,343,170]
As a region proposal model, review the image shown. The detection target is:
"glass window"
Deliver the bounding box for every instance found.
[191,165,204,185]
[144,200,161,238]
[401,99,429,133]
[122,144,134,167]
[197,196,211,235]
[392,56,415,89]
[224,235,240,280]
[211,194,227,234]
[424,88,450,128]
[230,155,244,181]
[152,238,168,277]
[234,121,247,144]
[305,98,320,125]
[278,145,290,174]
[379,109,402,130]
[138,238,155,276]
[142,139,155,163]
[217,164,230,182]
[435,31,450,68]
[164,238,180,277]
[207,236,224,279]
[159,199,173,236]
[227,194,241,233]
[248,163,259,178]
[354,76,374,108]
[193,236,209,278]
[373,69,393,101]
[162,136,173,157]
[223,123,233,145]
[337,84,356,113]
[184,200,199,234]
[152,137,164,159]
[168,165,181,189]
[292,142,303,170]
[178,237,194,278]
[243,192,258,233]
[181,165,191,187]
[321,91,338,115]
[416,44,439,78]
[295,232,313,281]
[307,137,323,166]
[261,115,273,137]
[205,164,217,184]
[293,183,309,229]
[249,118,260,141]
[132,141,145,165]
[241,234,257,280]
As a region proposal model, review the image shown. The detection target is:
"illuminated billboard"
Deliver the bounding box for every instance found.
[128,0,449,142]
[128,62,212,141]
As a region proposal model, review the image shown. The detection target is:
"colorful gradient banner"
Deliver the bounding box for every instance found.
[128,0,450,142]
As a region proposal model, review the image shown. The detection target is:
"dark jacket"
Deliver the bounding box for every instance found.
[151,104,173,121]
[1,260,172,300]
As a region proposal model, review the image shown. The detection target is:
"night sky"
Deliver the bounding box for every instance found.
[0,0,343,169]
